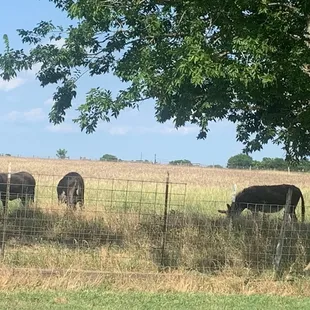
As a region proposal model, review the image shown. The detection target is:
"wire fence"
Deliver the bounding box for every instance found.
[0,168,309,279]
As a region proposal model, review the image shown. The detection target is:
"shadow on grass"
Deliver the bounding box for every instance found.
[0,206,123,249]
[1,205,310,276]
[137,210,310,275]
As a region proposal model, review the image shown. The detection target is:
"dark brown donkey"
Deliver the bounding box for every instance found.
[218,184,305,222]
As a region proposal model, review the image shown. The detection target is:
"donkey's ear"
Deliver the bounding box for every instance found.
[218,210,227,214]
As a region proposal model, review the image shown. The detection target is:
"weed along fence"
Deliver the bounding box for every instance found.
[0,165,309,279]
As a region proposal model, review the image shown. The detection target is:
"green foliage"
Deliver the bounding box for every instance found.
[207,164,223,169]
[251,160,261,169]
[100,154,118,162]
[259,157,287,170]
[227,154,310,172]
[212,164,223,169]
[56,148,68,159]
[227,154,253,169]
[169,159,193,166]
[1,1,310,162]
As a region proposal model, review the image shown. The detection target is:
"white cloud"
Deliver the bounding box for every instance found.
[24,63,42,77]
[135,125,197,135]
[44,98,54,106]
[0,61,44,93]
[0,63,42,93]
[24,108,45,121]
[108,126,131,135]
[169,126,197,135]
[0,77,26,92]
[45,122,197,135]
[0,38,65,93]
[104,125,197,136]
[3,108,45,123]
[45,123,78,133]
[6,111,20,121]
[49,37,66,49]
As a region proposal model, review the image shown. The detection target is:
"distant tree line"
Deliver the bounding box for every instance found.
[7,149,310,172]
[100,154,120,162]
[99,154,150,163]
[168,160,224,168]
[227,154,310,172]
[169,159,193,166]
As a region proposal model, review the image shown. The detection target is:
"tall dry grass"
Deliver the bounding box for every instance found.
[0,156,308,293]
[1,267,310,296]
[0,193,309,278]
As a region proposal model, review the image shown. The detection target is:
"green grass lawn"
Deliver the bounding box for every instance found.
[1,289,310,310]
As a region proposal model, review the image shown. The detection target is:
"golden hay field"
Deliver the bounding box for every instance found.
[0,156,310,218]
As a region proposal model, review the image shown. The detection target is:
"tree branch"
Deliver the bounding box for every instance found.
[86,30,188,58]
[268,3,301,14]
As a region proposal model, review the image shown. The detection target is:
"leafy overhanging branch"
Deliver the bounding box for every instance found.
[0,0,310,162]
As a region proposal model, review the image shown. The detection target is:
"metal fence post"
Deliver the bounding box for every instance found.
[273,188,293,279]
[1,163,11,260]
[160,172,170,270]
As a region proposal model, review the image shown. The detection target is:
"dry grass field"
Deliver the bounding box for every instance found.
[0,156,310,215]
[0,156,309,294]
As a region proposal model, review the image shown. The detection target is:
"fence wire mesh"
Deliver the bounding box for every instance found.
[0,170,188,273]
[0,169,309,279]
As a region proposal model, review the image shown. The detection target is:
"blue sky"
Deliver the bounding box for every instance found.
[0,0,285,166]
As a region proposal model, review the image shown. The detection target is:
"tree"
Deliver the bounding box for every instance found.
[56,148,67,159]
[227,154,253,169]
[1,1,310,162]
[169,159,193,166]
[135,159,151,163]
[260,157,287,170]
[227,155,310,171]
[294,159,310,172]
[100,154,118,162]
[251,160,261,169]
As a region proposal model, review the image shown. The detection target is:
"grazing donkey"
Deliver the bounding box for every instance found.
[0,171,36,207]
[218,184,305,222]
[57,172,84,210]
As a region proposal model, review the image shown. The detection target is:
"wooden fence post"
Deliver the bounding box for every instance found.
[232,184,237,203]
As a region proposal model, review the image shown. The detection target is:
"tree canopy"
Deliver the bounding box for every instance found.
[1,0,310,162]
[100,154,119,162]
[226,153,310,171]
[169,159,193,166]
[227,154,253,169]
[56,148,68,159]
